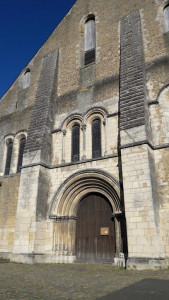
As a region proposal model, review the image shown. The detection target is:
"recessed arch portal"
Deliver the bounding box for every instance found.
[50,169,122,218]
[50,170,127,262]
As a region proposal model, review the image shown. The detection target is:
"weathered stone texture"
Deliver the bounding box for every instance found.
[150,86,169,146]
[0,0,169,269]
[0,175,20,251]
[25,51,58,158]
[121,145,164,259]
[120,12,145,130]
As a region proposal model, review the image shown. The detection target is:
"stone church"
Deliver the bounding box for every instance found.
[0,0,169,269]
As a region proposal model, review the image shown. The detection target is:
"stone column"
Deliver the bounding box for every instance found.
[114,214,122,256]
[10,139,19,174]
[103,119,107,156]
[61,130,66,164]
[53,217,76,262]
[81,124,86,161]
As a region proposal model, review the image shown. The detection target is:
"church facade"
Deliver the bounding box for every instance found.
[0,0,169,269]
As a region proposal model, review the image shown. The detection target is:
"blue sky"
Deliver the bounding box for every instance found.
[0,0,76,98]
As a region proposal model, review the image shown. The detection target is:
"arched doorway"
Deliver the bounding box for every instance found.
[75,193,115,261]
[50,170,128,264]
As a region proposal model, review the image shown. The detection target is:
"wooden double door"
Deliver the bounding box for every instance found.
[75,193,115,261]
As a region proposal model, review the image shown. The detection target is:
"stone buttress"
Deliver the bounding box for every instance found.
[119,12,165,269]
[11,51,58,263]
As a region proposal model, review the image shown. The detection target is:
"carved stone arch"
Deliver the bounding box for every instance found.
[80,13,96,26]
[158,85,169,135]
[50,169,122,219]
[151,84,169,145]
[15,132,27,173]
[50,170,127,262]
[3,135,14,175]
[15,131,27,142]
[84,106,108,124]
[157,84,169,105]
[61,114,83,131]
[157,1,169,14]
[3,135,14,165]
[155,1,169,34]
[83,107,108,158]
[79,12,97,40]
[4,134,14,143]
[24,67,30,74]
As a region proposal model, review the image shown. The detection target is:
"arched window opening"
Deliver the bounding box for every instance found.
[72,124,80,162]
[164,4,169,32]
[23,68,31,89]
[92,119,101,158]
[5,141,13,175]
[85,16,96,65]
[17,138,26,173]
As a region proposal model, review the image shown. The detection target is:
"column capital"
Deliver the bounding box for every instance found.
[62,130,67,136]
[81,124,86,131]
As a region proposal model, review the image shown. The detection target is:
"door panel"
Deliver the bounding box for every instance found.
[75,193,115,261]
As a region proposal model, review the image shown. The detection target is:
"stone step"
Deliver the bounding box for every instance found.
[0,258,10,263]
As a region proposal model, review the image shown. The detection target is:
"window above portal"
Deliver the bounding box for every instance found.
[164,4,169,32]
[23,68,31,89]
[84,15,96,65]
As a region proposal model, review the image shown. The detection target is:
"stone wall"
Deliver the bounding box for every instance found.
[0,0,169,268]
[0,175,20,255]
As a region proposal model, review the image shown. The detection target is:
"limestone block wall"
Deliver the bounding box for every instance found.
[1,0,169,268]
[119,7,169,268]
[11,155,119,263]
[4,0,167,120]
[0,97,30,257]
[13,165,44,255]
[0,175,20,255]
[1,0,168,117]
[121,145,164,262]
[154,148,169,257]
[149,86,169,146]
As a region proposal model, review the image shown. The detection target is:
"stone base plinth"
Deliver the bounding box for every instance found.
[0,252,11,260]
[10,253,76,264]
[3,252,169,270]
[127,257,169,270]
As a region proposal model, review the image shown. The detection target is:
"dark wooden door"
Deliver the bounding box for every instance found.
[75,193,115,261]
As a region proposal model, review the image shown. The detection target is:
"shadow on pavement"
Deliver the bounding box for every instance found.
[99,279,169,300]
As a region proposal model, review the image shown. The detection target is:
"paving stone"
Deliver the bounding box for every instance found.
[0,263,169,299]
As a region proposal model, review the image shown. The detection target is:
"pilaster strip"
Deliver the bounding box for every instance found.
[24,50,58,153]
[120,12,146,130]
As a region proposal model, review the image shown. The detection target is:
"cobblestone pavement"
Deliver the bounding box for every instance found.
[0,260,169,299]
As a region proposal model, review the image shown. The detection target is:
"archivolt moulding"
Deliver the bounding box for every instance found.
[84,106,108,123]
[61,114,83,130]
[157,84,169,104]
[49,169,122,219]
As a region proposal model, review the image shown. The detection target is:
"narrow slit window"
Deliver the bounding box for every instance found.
[72,124,80,162]
[85,16,96,65]
[17,138,26,173]
[23,69,31,89]
[164,5,169,32]
[5,142,13,175]
[92,119,101,158]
